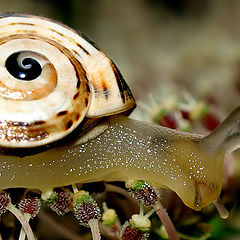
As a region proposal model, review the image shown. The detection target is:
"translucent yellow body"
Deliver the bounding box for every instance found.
[0,115,227,210]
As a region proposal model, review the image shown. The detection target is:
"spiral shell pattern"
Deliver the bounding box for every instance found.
[0,13,135,148]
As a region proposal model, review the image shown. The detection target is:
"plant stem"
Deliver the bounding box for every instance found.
[154,202,179,240]
[72,184,79,194]
[18,214,31,240]
[89,219,101,240]
[7,203,35,240]
[144,208,155,219]
[139,204,144,216]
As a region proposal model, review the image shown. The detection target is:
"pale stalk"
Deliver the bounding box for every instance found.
[6,203,35,240]
[89,219,101,240]
[154,202,179,240]
[18,213,31,240]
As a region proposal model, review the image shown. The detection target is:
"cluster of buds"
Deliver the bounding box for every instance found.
[41,188,72,216]
[152,99,220,132]
[0,191,35,240]
[136,90,220,132]
[125,180,179,240]
[102,202,118,227]
[18,193,41,218]
[120,210,151,240]
[47,189,72,216]
[73,190,101,227]
[73,190,101,240]
[18,192,41,240]
[101,202,121,238]
[41,186,103,239]
[126,180,159,207]
[180,100,220,131]
[144,94,190,131]
[120,180,159,240]
[0,191,10,216]
[120,221,150,240]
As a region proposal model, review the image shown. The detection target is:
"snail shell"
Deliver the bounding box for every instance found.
[0,13,135,148]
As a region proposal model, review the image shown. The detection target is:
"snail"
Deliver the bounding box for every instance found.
[0,13,239,214]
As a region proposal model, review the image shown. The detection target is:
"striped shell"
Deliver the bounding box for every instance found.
[0,13,135,148]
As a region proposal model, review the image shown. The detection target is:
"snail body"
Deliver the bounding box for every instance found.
[0,13,238,212]
[0,115,224,210]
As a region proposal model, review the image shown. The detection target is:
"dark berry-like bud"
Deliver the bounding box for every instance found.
[0,192,10,216]
[73,190,101,227]
[18,196,41,218]
[126,180,159,206]
[120,221,149,240]
[48,189,72,216]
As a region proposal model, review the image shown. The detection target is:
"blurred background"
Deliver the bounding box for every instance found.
[1,0,240,239]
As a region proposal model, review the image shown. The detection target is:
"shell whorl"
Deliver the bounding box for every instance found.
[0,13,135,148]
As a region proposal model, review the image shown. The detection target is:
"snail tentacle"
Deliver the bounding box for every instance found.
[204,106,240,153]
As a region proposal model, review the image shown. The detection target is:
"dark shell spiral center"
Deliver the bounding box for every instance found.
[5,51,42,81]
